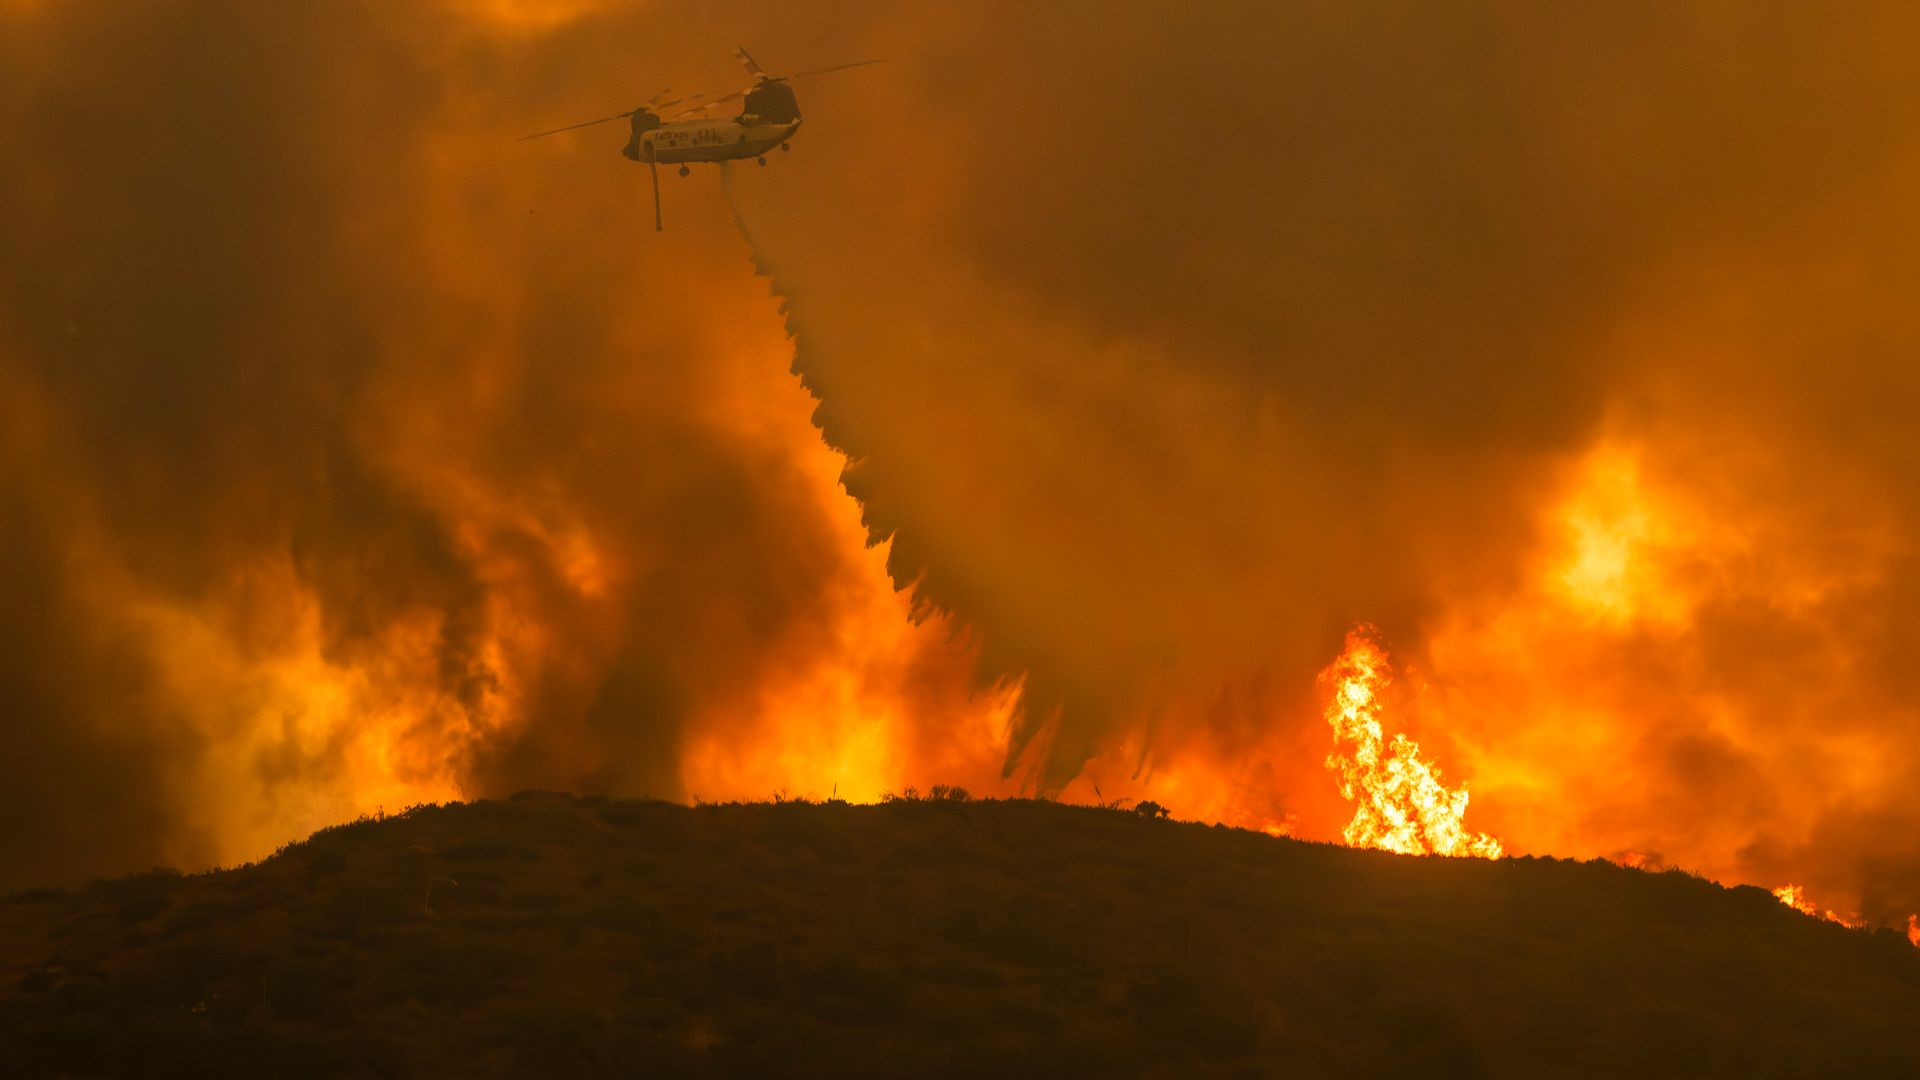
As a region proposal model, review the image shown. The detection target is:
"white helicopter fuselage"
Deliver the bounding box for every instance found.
[639,117,801,164]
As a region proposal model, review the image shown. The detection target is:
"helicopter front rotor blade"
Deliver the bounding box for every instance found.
[518,111,637,141]
[732,45,767,79]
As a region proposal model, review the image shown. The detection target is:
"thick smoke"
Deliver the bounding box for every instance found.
[727,3,1920,913]
[0,0,991,887]
[5,0,1920,922]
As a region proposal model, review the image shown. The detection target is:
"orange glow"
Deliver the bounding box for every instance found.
[466,0,608,31]
[674,564,1019,806]
[669,331,1019,805]
[1551,444,1694,626]
[1320,628,1503,858]
[1404,431,1914,929]
[1056,728,1313,841]
[1908,915,1919,949]
[73,554,487,870]
[4,0,1919,951]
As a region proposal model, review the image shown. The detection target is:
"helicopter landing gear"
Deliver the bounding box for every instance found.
[678,165,690,177]
[757,156,767,166]
[780,143,790,152]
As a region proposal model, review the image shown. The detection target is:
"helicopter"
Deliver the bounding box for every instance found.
[521,47,884,231]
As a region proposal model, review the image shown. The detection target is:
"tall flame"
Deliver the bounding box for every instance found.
[1773,883,1823,919]
[1321,628,1503,858]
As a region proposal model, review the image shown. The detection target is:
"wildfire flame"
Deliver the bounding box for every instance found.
[1321,628,1503,858]
[1768,884,1920,947]
[1773,883,1821,918]
[1606,851,1667,872]
[1771,884,1866,929]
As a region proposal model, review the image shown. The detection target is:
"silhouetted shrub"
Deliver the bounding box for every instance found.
[885,784,976,803]
[1134,800,1171,820]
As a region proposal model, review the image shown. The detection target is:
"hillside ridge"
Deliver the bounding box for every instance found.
[4,795,1917,1077]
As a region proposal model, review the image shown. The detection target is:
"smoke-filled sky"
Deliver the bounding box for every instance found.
[4,1,1919,923]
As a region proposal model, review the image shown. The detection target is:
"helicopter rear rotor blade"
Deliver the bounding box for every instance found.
[667,92,744,118]
[732,45,767,79]
[642,88,684,110]
[781,58,886,81]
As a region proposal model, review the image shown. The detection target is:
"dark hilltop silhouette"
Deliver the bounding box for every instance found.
[4,794,1918,1077]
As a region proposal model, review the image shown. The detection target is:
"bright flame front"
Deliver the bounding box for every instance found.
[1321,628,1503,859]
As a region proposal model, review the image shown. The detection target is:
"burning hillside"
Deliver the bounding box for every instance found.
[3,791,1920,1068]
[6,796,1920,1077]
[4,0,1920,1000]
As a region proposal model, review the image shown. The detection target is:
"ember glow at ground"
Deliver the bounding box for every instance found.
[4,1,1920,944]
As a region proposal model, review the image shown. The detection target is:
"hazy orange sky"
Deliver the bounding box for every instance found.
[3,1,1919,926]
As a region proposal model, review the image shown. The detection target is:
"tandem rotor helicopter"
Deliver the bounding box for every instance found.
[521,47,883,231]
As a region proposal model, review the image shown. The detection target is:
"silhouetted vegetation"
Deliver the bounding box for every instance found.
[4,795,1918,1077]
